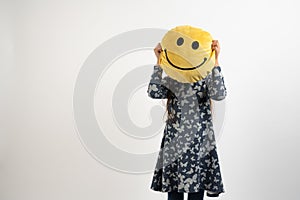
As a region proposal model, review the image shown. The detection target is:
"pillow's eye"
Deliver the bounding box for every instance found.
[192,41,199,50]
[176,37,184,46]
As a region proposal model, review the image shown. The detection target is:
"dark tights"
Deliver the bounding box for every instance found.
[168,189,204,200]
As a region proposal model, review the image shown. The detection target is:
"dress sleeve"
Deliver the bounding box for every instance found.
[204,65,227,101]
[147,65,173,99]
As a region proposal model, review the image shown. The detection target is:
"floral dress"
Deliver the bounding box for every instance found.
[147,64,227,197]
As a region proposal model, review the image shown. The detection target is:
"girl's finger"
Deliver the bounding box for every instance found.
[212,40,219,46]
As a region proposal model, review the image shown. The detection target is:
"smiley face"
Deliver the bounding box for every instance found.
[159,25,215,83]
[164,36,207,70]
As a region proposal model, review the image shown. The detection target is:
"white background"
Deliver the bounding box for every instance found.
[1,0,300,200]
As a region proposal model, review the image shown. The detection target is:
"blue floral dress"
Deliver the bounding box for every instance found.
[147,65,227,197]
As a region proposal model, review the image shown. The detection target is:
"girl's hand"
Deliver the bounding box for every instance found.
[154,43,162,65]
[211,40,220,66]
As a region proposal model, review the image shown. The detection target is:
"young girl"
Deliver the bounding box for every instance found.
[147,40,227,200]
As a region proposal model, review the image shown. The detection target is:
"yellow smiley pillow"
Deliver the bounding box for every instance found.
[158,25,216,83]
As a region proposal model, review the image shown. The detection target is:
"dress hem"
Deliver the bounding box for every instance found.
[150,186,225,197]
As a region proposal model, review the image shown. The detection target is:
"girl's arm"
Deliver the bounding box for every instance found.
[204,40,227,101]
[147,64,173,99]
[204,65,227,101]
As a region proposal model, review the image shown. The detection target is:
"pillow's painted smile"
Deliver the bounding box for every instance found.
[164,49,207,71]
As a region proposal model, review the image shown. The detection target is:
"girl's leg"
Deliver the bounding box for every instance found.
[187,189,205,200]
[168,191,184,200]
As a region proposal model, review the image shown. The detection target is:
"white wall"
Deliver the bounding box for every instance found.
[1,0,300,200]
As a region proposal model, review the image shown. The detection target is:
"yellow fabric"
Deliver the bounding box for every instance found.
[159,25,216,83]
